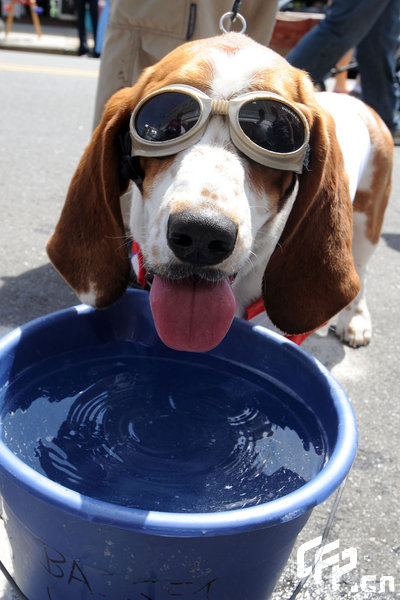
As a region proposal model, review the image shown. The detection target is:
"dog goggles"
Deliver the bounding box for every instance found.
[129,84,310,174]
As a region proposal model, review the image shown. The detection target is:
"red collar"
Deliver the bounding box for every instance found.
[131,240,146,288]
[130,241,312,346]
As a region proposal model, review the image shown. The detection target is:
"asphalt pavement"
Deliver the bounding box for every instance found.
[0,33,399,600]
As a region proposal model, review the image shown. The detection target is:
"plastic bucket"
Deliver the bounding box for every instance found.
[0,289,357,600]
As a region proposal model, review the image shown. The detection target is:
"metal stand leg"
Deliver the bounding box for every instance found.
[5,0,42,38]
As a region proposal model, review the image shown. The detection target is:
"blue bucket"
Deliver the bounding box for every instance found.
[0,289,357,600]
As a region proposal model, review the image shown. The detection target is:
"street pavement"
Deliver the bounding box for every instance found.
[0,44,399,600]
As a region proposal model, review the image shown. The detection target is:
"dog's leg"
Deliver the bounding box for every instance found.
[336,114,392,348]
[336,151,391,346]
[336,211,375,347]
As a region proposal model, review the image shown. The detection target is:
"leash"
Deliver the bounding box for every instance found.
[230,0,242,21]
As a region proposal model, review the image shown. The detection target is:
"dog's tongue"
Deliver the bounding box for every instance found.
[150,276,236,352]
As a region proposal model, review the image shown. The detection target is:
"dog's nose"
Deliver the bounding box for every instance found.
[167,211,238,266]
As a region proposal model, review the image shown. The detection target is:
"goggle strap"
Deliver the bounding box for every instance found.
[118,131,144,186]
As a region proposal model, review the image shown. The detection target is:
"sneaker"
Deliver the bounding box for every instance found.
[392,128,400,146]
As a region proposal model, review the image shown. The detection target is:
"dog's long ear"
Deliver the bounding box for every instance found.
[47,86,143,308]
[263,106,360,335]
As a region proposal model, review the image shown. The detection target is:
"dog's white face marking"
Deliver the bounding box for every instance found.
[133,118,254,278]
[208,46,283,99]
[129,44,298,316]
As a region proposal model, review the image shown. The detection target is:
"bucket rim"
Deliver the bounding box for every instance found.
[0,292,358,538]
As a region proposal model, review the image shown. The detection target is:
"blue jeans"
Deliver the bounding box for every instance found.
[74,0,99,56]
[286,0,400,132]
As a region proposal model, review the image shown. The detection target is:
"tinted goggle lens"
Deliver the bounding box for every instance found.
[238,99,306,153]
[135,92,201,142]
[133,89,308,170]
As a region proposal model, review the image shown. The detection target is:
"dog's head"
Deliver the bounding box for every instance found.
[47,33,359,352]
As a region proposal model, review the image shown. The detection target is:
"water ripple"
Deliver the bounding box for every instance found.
[1,347,326,513]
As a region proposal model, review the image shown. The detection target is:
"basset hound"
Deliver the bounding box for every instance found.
[47,33,393,353]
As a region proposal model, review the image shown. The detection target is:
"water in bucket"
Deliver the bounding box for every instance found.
[1,343,326,514]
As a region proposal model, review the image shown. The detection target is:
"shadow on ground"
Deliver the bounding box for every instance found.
[301,324,346,371]
[0,263,76,333]
[381,232,400,252]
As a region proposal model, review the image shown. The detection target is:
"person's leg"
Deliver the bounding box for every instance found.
[89,0,99,52]
[286,0,391,83]
[333,49,353,92]
[356,0,400,133]
[73,0,89,56]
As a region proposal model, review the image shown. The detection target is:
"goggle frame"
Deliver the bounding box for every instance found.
[129,84,310,174]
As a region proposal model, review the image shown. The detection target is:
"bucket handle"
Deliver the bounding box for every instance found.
[284,478,348,600]
[0,557,28,600]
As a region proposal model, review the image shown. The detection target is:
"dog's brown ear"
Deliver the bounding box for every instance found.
[46,86,144,308]
[263,107,360,335]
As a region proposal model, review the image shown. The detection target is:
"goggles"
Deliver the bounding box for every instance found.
[129,84,310,174]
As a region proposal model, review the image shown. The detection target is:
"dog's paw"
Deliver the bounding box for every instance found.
[336,303,372,347]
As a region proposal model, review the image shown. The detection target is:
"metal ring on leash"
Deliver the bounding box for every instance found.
[219,11,247,34]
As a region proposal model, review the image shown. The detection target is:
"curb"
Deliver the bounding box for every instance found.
[0,34,79,56]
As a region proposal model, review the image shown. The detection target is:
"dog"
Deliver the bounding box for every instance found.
[47,33,393,353]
